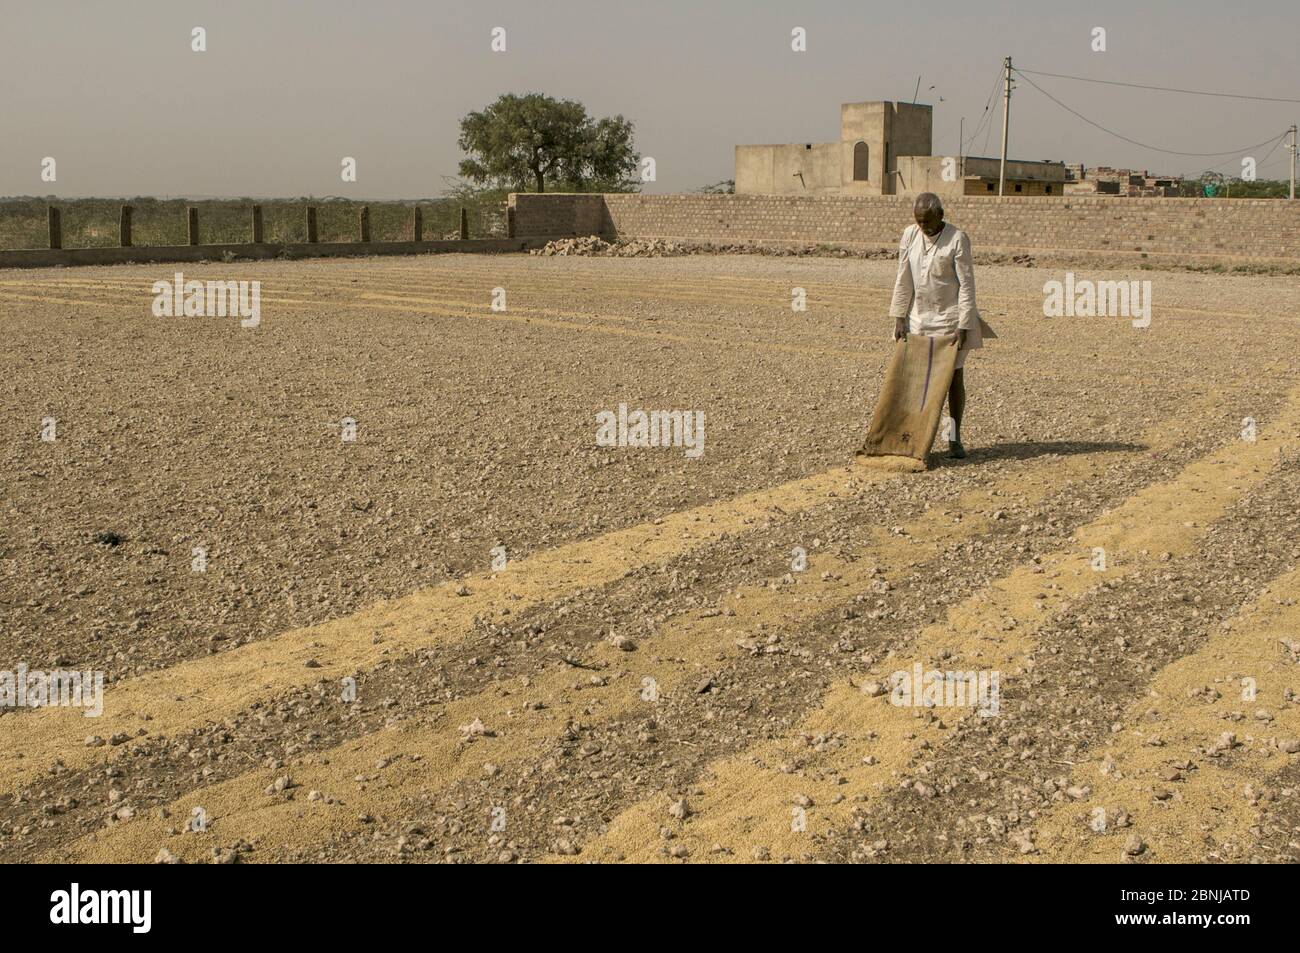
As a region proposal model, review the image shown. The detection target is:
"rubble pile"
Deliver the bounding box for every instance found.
[531,236,693,257]
[531,235,900,260]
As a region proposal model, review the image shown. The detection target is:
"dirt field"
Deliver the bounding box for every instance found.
[2,252,1299,864]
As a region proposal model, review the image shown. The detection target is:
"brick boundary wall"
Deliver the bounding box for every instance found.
[509,193,1300,266]
[0,237,549,270]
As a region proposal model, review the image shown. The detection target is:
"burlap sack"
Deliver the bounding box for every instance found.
[855,332,959,472]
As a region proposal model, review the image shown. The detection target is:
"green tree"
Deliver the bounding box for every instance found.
[1193,171,1290,199]
[457,93,639,193]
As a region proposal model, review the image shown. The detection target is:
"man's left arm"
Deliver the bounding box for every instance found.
[954,230,978,347]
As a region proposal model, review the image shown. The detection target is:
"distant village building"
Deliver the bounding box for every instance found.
[1064,164,1185,197]
[735,101,1066,198]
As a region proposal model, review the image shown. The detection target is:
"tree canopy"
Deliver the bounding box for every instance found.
[457,93,639,193]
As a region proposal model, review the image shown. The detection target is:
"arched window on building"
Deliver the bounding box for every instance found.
[852,141,869,181]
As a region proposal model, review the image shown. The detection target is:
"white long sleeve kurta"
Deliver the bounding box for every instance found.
[888,223,984,363]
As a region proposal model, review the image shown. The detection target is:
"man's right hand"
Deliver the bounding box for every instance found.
[893,317,907,341]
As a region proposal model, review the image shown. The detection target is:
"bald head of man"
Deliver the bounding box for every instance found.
[913,192,944,237]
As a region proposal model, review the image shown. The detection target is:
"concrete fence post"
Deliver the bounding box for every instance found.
[119,206,132,247]
[48,206,62,250]
[412,207,423,242]
[187,207,199,245]
[306,206,318,243]
[359,206,371,243]
[251,205,264,244]
[459,207,469,240]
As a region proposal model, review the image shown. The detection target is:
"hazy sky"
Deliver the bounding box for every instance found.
[2,0,1297,198]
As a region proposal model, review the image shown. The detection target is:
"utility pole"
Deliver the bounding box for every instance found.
[998,56,1013,197]
[1290,124,1297,200]
[958,117,966,184]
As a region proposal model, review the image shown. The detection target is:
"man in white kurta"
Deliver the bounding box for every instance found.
[888,192,983,458]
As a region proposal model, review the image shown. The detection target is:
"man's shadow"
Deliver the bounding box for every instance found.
[930,440,1147,467]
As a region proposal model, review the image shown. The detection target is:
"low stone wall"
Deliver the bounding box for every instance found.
[0,237,548,270]
[509,193,1300,265]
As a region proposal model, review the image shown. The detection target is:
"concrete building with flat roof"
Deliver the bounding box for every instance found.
[896,155,1066,196]
[735,101,932,196]
[735,100,1065,198]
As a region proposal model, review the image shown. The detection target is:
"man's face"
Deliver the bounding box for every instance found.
[914,205,944,236]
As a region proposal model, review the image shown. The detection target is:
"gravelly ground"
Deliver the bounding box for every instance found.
[1,252,1298,863]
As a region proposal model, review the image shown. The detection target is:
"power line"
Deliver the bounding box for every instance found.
[1013,68,1289,157]
[954,65,1004,157]
[961,67,1003,154]
[1197,129,1290,176]
[982,72,1003,157]
[1016,67,1300,105]
[970,74,1000,151]
[960,73,997,151]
